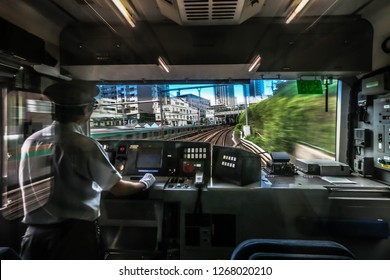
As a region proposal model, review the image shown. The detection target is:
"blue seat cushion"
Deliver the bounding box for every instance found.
[231,239,355,260]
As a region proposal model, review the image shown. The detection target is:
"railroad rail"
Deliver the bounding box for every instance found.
[239,134,272,167]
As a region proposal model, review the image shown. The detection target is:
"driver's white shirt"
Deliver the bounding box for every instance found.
[19,121,121,224]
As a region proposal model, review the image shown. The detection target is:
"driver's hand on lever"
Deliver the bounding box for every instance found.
[110,173,156,196]
[139,173,156,190]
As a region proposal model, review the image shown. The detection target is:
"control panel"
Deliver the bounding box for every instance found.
[212,145,261,186]
[108,140,211,189]
[355,72,390,179]
[374,96,390,171]
[99,140,263,188]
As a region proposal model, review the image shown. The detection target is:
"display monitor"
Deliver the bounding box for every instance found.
[136,147,163,171]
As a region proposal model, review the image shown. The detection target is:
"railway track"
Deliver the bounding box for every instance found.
[180,126,235,147]
[176,126,327,171]
[239,136,271,167]
[181,126,270,169]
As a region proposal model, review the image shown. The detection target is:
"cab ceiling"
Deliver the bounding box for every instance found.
[0,0,386,82]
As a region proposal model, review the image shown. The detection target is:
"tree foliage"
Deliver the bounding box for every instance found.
[237,81,336,155]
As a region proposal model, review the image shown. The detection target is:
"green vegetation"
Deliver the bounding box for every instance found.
[237,81,336,155]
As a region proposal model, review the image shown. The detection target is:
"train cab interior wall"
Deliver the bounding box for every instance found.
[1,0,390,260]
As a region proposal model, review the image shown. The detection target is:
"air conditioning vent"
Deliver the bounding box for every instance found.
[157,0,265,25]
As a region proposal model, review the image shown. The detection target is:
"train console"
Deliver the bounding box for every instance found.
[111,140,211,190]
[97,140,264,259]
[97,139,390,260]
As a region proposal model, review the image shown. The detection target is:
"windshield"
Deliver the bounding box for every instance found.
[2,79,337,220]
[91,80,337,160]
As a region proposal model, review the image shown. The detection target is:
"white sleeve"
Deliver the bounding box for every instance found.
[86,142,122,191]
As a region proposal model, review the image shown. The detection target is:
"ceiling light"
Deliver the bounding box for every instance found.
[248,55,261,72]
[158,57,170,73]
[112,0,136,27]
[286,0,311,24]
[0,61,23,71]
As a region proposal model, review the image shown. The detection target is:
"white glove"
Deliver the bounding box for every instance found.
[139,173,156,189]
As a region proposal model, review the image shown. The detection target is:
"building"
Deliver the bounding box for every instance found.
[247,80,276,104]
[215,85,236,107]
[94,84,167,126]
[155,97,198,126]
[91,98,124,127]
[94,84,137,126]
[205,109,216,125]
[137,85,166,123]
[176,93,211,124]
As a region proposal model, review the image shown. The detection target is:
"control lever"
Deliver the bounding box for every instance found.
[194,170,204,214]
[194,170,204,187]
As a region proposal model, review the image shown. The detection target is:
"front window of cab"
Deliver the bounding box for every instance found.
[91,80,337,161]
[1,80,337,220]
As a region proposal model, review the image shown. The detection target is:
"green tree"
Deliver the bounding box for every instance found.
[237,81,336,155]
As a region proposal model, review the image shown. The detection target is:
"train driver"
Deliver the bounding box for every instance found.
[18,80,156,260]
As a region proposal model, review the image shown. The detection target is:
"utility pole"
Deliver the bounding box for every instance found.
[197,87,201,125]
[159,88,164,139]
[243,84,251,136]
